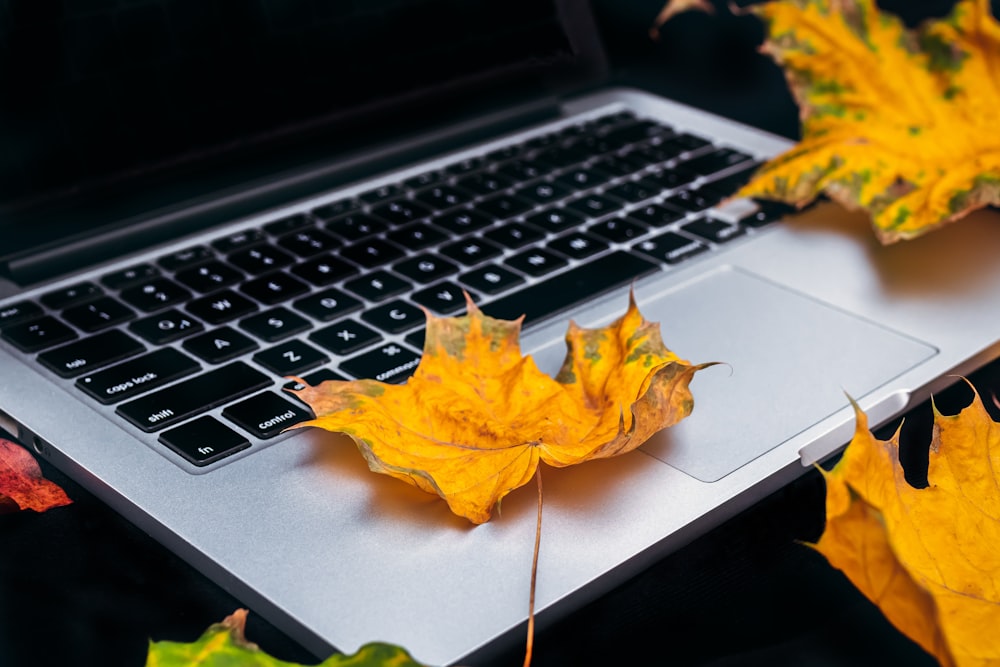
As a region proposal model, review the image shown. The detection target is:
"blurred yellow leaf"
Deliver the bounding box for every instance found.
[736,0,1000,243]
[816,389,1000,666]
[292,295,707,524]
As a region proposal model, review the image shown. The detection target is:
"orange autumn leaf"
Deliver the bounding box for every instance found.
[649,0,714,39]
[0,437,72,513]
[736,0,1000,243]
[815,389,1000,666]
[292,294,708,524]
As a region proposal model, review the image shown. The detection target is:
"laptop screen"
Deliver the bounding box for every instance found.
[0,0,602,281]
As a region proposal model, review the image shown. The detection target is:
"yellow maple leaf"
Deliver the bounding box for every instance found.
[815,389,1000,666]
[734,0,1000,243]
[292,295,707,524]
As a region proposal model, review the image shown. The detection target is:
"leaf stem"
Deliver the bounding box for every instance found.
[523,467,543,667]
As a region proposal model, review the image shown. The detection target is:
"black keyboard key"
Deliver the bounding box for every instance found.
[40,282,102,309]
[62,296,135,332]
[277,228,338,257]
[254,339,329,376]
[343,271,409,302]
[241,272,310,305]
[433,209,493,235]
[633,232,710,264]
[681,217,747,244]
[117,362,269,432]
[371,199,431,225]
[120,278,191,312]
[524,208,585,234]
[700,162,762,197]
[644,167,698,191]
[459,265,524,295]
[77,348,200,404]
[497,159,552,182]
[411,282,476,314]
[293,288,363,322]
[1,316,77,352]
[341,238,405,269]
[341,343,421,384]
[393,255,459,284]
[483,251,659,322]
[555,168,613,191]
[484,223,545,250]
[129,309,203,344]
[549,232,608,260]
[678,147,753,177]
[456,171,513,195]
[39,330,145,378]
[439,238,504,266]
[187,290,258,324]
[627,203,686,228]
[223,391,312,439]
[263,213,312,236]
[414,185,473,211]
[228,244,295,274]
[362,300,424,334]
[183,327,258,364]
[359,183,404,204]
[513,181,571,206]
[663,189,725,213]
[666,132,713,152]
[326,213,388,241]
[565,194,619,218]
[310,319,382,355]
[386,223,448,250]
[158,246,213,271]
[101,264,160,289]
[311,198,361,221]
[588,218,647,243]
[505,248,568,277]
[211,229,265,253]
[0,301,43,328]
[405,328,426,351]
[445,156,484,176]
[590,153,646,177]
[477,194,533,220]
[159,416,250,466]
[741,200,797,228]
[291,254,358,286]
[240,307,311,342]
[404,170,444,189]
[175,261,244,293]
[605,179,662,204]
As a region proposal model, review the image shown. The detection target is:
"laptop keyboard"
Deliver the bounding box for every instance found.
[0,110,789,469]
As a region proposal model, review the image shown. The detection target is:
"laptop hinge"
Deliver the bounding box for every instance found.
[5,96,562,287]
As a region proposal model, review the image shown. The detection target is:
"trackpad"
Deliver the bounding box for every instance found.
[618,267,933,481]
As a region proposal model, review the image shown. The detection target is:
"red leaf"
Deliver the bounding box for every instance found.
[0,438,72,513]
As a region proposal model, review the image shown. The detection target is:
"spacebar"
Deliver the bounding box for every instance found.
[482,251,660,323]
[117,362,270,433]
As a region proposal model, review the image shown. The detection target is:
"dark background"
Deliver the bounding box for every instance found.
[1,1,992,665]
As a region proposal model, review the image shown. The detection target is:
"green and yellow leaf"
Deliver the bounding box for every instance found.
[738,0,1000,243]
[146,609,430,667]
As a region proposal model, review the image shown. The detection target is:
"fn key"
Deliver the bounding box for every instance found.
[159,416,250,466]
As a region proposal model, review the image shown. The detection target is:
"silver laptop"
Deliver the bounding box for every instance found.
[3,1,1000,664]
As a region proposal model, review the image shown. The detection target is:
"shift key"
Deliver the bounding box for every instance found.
[117,362,270,432]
